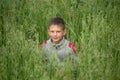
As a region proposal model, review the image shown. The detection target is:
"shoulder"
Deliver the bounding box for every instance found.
[39,40,47,48]
[68,42,77,54]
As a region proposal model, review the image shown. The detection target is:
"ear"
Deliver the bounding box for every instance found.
[48,29,50,36]
[63,29,66,35]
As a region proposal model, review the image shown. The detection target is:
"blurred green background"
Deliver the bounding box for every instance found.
[0,0,120,80]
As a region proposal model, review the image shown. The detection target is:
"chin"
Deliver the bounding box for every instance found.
[53,40,59,42]
[52,39,60,43]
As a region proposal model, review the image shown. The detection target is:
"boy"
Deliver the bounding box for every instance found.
[40,17,77,62]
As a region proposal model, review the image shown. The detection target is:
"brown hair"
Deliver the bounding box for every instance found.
[49,17,65,30]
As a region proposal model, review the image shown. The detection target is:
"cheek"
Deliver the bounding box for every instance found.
[49,32,56,37]
[58,33,64,37]
[48,32,52,37]
[49,33,53,37]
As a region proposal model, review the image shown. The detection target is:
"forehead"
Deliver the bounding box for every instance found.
[49,24,63,30]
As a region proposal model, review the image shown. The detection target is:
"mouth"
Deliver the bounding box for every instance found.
[52,36,58,39]
[52,37,60,41]
[53,38,58,40]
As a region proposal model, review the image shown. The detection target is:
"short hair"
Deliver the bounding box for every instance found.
[49,17,65,30]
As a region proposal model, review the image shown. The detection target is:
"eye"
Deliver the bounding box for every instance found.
[50,31,54,33]
[57,31,61,33]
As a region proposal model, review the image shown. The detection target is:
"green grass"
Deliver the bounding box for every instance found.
[0,0,120,80]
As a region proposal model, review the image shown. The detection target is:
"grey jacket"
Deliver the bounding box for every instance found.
[40,38,77,62]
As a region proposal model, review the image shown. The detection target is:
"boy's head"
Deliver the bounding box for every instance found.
[49,17,65,30]
[48,17,66,44]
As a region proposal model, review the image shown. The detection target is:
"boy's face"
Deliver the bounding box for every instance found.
[48,24,66,44]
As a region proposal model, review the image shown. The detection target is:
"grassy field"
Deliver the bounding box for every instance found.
[0,0,120,80]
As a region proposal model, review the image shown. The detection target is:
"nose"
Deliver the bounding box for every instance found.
[54,32,57,35]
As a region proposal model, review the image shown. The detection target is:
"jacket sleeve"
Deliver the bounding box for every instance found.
[68,42,77,54]
[39,41,47,49]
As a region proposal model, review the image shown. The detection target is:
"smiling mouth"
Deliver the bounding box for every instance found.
[53,37,58,39]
